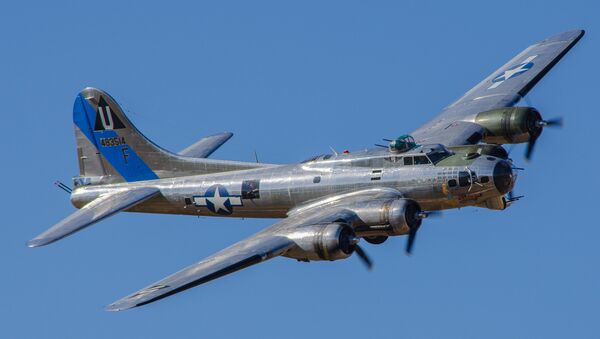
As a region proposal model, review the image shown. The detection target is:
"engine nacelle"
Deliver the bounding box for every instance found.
[352,199,422,236]
[283,223,356,261]
[474,107,542,144]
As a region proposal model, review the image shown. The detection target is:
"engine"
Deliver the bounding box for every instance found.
[474,107,542,144]
[351,199,422,237]
[283,223,357,261]
[282,199,423,261]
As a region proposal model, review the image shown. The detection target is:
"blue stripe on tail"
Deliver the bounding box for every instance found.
[73,94,159,182]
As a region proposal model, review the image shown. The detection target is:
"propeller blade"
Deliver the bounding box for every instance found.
[543,117,563,127]
[421,210,442,218]
[525,116,562,161]
[524,135,538,161]
[405,228,418,256]
[354,245,373,270]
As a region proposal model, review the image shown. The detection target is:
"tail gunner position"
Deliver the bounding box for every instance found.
[27,30,584,311]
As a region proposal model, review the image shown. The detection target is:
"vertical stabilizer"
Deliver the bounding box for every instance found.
[72,87,268,186]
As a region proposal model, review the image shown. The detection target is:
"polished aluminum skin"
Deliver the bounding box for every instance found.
[27,30,584,311]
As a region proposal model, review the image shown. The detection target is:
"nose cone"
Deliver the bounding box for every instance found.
[493,160,514,195]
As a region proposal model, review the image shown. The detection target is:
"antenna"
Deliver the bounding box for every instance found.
[329,146,338,156]
[254,150,259,163]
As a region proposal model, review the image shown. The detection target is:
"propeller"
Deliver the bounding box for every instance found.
[540,117,563,127]
[347,234,373,270]
[524,137,538,161]
[524,118,563,161]
[519,96,563,161]
[403,210,440,255]
[405,225,419,256]
[354,244,373,270]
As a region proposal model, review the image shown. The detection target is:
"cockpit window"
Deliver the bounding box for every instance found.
[414,155,430,165]
[426,149,452,164]
[403,156,430,166]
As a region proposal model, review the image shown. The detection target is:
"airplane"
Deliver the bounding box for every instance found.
[27,29,584,311]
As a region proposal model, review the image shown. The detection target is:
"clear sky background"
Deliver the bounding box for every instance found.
[2,1,599,338]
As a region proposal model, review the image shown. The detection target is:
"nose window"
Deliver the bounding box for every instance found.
[458,171,471,187]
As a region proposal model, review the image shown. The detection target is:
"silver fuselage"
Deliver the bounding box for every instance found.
[71,146,515,220]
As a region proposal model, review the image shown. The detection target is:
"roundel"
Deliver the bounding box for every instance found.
[192,184,243,215]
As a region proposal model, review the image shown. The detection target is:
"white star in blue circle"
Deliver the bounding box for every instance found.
[488,55,537,89]
[192,185,243,215]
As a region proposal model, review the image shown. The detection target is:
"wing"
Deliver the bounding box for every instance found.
[27,187,160,247]
[106,233,295,311]
[411,29,584,146]
[178,132,233,158]
[106,187,401,311]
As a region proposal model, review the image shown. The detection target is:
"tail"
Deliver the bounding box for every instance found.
[73,87,264,185]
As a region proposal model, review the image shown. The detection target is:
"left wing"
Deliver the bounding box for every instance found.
[106,232,295,311]
[411,29,584,146]
[106,188,401,311]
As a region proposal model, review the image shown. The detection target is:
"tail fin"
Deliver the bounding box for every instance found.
[73,87,264,185]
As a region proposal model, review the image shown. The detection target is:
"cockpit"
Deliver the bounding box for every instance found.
[381,145,452,166]
[419,144,453,164]
[300,144,453,167]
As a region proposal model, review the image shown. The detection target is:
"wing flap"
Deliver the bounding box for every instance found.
[27,187,160,247]
[106,234,294,311]
[178,132,233,158]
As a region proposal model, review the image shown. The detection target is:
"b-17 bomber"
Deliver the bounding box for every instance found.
[27,30,584,311]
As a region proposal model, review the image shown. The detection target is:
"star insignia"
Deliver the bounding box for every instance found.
[488,55,537,89]
[192,185,243,215]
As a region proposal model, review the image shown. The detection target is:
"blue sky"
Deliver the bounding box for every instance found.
[2,1,599,338]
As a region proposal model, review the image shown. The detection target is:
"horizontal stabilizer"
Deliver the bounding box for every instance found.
[27,187,160,247]
[178,132,233,158]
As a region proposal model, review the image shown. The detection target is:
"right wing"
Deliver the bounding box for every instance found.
[27,187,160,247]
[178,132,233,158]
[106,187,401,311]
[411,29,584,146]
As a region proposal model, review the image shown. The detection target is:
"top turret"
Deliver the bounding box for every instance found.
[389,135,417,153]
